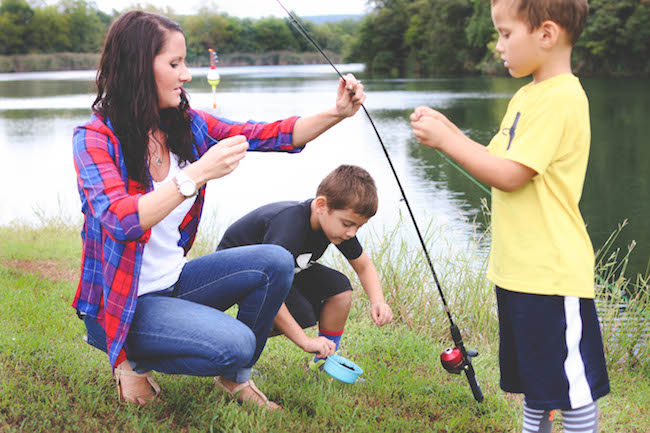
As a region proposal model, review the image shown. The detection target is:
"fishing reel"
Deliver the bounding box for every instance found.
[440,324,484,402]
[440,346,479,374]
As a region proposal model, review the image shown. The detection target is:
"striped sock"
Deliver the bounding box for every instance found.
[561,402,598,433]
[313,327,344,363]
[522,401,554,433]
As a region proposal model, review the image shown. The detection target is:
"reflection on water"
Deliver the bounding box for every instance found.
[1,65,648,278]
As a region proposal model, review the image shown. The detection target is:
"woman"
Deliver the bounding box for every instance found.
[72,10,366,410]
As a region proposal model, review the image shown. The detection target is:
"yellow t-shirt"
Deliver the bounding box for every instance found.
[486,74,595,298]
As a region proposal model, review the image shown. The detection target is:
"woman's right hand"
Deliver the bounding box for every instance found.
[189,135,249,186]
[135,135,249,235]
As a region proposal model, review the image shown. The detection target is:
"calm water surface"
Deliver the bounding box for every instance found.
[1,65,648,278]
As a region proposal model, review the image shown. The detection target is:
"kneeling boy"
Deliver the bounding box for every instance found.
[217,165,393,370]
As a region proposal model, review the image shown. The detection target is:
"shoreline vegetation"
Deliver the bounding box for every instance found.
[0,51,343,74]
[0,216,648,432]
[1,0,648,77]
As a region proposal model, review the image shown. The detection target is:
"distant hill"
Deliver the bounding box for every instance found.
[302,14,364,24]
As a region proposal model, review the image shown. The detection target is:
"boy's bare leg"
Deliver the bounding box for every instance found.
[319,291,352,331]
[310,291,352,367]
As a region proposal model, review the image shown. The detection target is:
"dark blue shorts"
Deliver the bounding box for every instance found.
[270,263,352,334]
[496,286,610,410]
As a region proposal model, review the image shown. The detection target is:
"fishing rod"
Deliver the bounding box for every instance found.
[274,0,483,403]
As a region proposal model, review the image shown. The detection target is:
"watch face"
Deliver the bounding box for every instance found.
[180,181,195,197]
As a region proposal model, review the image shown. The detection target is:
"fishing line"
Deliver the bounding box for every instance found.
[274,0,483,402]
[437,151,492,196]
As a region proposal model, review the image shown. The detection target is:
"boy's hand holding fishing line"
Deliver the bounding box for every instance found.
[410,106,535,193]
[410,106,466,150]
[411,106,487,156]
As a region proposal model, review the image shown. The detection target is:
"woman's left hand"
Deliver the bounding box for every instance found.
[335,73,366,118]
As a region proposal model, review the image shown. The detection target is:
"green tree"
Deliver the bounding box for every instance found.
[327,18,361,60]
[403,0,475,76]
[353,0,411,76]
[465,0,494,67]
[0,0,34,54]
[356,0,650,77]
[234,18,261,52]
[285,12,315,53]
[30,6,72,53]
[253,17,298,52]
[184,11,243,61]
[59,0,105,52]
[577,0,650,75]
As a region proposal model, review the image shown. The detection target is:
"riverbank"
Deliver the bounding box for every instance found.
[1,219,648,432]
[0,51,343,73]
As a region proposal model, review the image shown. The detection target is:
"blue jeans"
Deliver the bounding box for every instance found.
[84,245,294,383]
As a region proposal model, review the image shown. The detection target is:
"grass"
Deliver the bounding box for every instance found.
[0,218,648,432]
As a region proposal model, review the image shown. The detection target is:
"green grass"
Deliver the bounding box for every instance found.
[1,219,648,432]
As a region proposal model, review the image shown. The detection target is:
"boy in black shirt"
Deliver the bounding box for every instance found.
[218,165,393,371]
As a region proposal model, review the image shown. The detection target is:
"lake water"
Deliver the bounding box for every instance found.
[1,65,648,279]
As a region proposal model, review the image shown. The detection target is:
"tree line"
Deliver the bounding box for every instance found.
[1,0,648,76]
[352,0,649,76]
[0,0,358,64]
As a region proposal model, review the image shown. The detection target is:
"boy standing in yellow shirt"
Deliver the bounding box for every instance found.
[410,1,609,432]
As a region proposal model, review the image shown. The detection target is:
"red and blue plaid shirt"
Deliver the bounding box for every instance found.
[72,109,300,368]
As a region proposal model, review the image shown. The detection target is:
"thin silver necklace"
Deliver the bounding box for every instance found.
[149,132,165,166]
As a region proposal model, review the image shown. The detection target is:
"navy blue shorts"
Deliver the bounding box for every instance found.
[496,286,610,410]
[270,263,352,335]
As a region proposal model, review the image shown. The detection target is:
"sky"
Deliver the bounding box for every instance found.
[89,0,370,18]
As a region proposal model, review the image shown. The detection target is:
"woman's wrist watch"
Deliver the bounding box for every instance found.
[173,170,198,198]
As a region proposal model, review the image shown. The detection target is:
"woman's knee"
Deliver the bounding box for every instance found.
[265,245,294,271]
[212,325,256,369]
[260,245,294,292]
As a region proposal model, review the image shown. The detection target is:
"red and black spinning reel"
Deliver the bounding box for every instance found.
[440,324,483,402]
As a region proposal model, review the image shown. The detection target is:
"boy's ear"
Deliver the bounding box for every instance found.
[539,20,561,49]
[314,195,329,213]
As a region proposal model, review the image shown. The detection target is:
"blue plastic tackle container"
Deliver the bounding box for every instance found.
[323,354,363,384]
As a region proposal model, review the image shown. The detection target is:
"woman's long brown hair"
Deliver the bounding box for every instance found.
[92,10,196,186]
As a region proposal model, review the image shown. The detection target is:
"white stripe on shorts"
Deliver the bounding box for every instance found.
[564,297,594,408]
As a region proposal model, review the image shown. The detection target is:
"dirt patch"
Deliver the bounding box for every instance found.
[2,259,78,283]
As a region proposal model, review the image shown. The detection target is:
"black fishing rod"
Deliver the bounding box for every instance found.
[274,0,483,403]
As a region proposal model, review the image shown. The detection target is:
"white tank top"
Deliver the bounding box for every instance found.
[138,152,196,296]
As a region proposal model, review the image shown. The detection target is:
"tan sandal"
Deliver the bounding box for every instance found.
[214,377,282,411]
[115,368,161,405]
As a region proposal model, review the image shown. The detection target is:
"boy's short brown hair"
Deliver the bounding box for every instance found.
[493,0,589,45]
[316,165,378,218]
